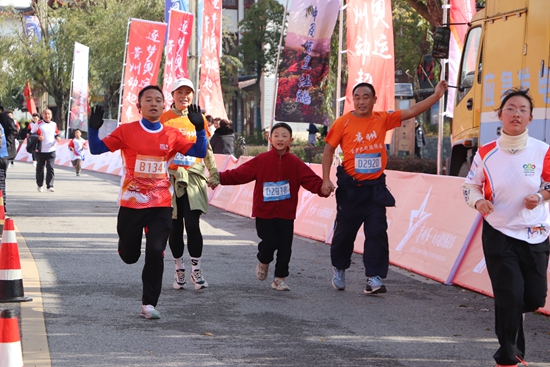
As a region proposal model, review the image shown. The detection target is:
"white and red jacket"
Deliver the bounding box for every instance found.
[464,136,550,243]
[31,120,59,153]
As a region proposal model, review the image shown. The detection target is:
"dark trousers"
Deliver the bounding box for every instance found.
[36,151,56,188]
[255,218,294,278]
[168,193,203,259]
[331,185,390,278]
[482,220,549,365]
[117,206,173,307]
[0,157,8,209]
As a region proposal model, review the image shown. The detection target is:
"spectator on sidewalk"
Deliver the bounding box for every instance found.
[0,111,18,211]
[414,120,426,158]
[210,119,235,155]
[87,85,208,320]
[307,123,318,147]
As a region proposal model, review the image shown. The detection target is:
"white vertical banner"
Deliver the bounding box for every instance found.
[69,42,90,132]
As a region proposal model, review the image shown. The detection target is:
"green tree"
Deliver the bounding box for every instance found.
[238,0,285,130]
[0,0,164,130]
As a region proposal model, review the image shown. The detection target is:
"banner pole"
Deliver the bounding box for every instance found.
[438,0,450,175]
[66,43,76,139]
[267,0,290,151]
[335,0,345,121]
[117,19,132,125]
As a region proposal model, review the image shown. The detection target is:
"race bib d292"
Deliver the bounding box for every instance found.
[355,153,381,174]
[263,180,291,202]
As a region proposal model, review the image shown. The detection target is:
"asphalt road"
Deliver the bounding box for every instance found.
[1,161,550,367]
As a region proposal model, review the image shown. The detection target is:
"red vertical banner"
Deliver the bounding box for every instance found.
[23,81,37,115]
[163,10,195,110]
[120,19,167,124]
[344,0,395,114]
[199,0,228,120]
[445,0,476,117]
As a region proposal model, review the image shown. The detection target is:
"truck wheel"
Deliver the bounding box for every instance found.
[458,162,470,177]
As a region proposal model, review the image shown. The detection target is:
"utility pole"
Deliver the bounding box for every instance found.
[188,0,200,102]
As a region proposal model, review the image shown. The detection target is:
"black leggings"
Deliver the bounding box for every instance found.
[168,192,203,259]
[117,206,172,306]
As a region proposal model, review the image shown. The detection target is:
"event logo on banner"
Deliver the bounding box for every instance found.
[344,0,395,113]
[163,10,194,110]
[198,0,227,120]
[445,0,475,117]
[274,0,339,124]
[120,19,167,124]
[69,42,89,132]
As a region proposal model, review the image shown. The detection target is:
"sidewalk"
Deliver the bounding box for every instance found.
[2,161,550,367]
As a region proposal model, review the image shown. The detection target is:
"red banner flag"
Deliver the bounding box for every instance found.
[274,0,339,124]
[446,0,476,117]
[120,19,167,124]
[198,0,227,120]
[163,9,195,110]
[344,0,395,113]
[23,81,37,115]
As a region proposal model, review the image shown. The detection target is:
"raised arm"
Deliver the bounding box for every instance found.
[400,80,448,121]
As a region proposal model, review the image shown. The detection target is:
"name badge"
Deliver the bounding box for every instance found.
[355,153,382,174]
[134,154,166,179]
[263,180,291,202]
[173,152,197,167]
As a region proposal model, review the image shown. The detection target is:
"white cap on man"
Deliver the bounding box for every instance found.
[170,78,194,93]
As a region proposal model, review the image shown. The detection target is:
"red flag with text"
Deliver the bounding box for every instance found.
[344,0,395,113]
[120,19,167,124]
[163,9,194,110]
[23,81,37,115]
[445,0,476,117]
[199,0,227,120]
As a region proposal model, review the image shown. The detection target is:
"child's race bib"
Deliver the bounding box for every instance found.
[263,180,291,202]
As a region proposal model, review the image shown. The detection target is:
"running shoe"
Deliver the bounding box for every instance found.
[364,276,387,295]
[332,267,346,290]
[173,269,187,290]
[255,262,269,281]
[191,269,208,290]
[37,186,43,192]
[47,187,55,192]
[271,277,290,291]
[140,305,160,319]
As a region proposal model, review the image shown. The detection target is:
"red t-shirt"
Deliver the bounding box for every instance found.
[103,121,195,209]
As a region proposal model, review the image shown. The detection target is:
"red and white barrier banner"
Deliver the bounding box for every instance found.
[274,0,339,124]
[69,42,90,132]
[163,9,194,110]
[445,0,476,117]
[344,0,395,114]
[198,0,227,119]
[120,19,167,124]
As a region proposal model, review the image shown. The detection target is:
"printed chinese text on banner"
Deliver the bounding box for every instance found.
[198,0,227,120]
[445,0,476,117]
[120,19,167,124]
[344,0,395,114]
[274,0,339,124]
[163,10,195,110]
[69,42,90,132]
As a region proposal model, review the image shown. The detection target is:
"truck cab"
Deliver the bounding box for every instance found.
[447,0,550,176]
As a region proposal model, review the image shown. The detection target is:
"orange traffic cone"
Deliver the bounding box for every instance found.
[0,190,5,234]
[0,309,24,367]
[0,218,32,302]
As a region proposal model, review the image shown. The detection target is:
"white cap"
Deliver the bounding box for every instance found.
[170,78,194,93]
